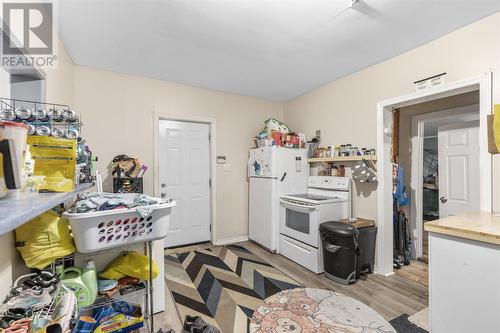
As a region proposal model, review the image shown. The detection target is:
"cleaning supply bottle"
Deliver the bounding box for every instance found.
[60,268,93,307]
[82,260,98,304]
[24,144,35,177]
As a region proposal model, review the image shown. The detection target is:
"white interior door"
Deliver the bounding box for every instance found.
[438,121,480,218]
[159,120,211,247]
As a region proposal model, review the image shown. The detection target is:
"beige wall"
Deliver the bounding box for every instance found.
[45,39,75,105]
[284,12,500,218]
[73,66,283,241]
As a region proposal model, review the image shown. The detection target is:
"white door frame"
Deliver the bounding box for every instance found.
[376,72,492,276]
[411,105,480,259]
[153,113,218,245]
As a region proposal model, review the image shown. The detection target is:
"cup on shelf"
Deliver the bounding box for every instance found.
[15,107,31,120]
[48,108,63,121]
[32,108,48,121]
[0,108,16,121]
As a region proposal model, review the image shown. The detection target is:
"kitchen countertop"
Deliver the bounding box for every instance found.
[424,212,500,245]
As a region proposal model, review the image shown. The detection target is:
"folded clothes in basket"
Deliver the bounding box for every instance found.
[68,192,172,218]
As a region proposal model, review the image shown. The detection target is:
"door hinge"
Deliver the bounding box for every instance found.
[209,224,212,232]
[208,133,211,141]
[209,178,212,187]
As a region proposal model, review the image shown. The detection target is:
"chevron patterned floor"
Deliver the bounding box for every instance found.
[165,244,302,333]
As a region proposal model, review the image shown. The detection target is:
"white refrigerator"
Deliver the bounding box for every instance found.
[248,146,309,252]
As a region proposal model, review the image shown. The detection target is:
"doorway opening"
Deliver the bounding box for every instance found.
[409,102,480,262]
[376,73,492,276]
[154,116,217,248]
[391,94,481,285]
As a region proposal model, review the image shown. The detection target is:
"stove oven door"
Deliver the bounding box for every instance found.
[279,199,320,247]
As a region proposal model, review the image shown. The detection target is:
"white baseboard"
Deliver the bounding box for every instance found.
[213,235,249,246]
[373,265,395,277]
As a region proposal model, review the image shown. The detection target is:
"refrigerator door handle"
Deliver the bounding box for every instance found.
[280,172,287,182]
[247,157,252,178]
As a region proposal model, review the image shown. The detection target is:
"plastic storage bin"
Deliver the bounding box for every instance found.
[63,201,175,253]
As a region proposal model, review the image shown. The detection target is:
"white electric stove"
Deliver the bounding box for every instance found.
[279,176,352,273]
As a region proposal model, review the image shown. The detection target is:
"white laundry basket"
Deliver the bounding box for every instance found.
[63,201,175,253]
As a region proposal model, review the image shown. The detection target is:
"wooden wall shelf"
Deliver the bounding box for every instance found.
[308,155,377,163]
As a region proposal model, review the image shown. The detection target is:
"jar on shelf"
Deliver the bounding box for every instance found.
[340,144,346,156]
[346,144,353,156]
[334,145,340,157]
[338,165,345,177]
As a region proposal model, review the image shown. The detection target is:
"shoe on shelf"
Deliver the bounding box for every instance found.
[0,308,32,329]
[5,272,58,303]
[0,288,51,314]
[2,317,31,333]
[22,271,58,289]
[50,288,77,332]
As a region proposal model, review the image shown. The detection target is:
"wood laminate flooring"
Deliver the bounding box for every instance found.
[394,259,429,288]
[154,241,429,332]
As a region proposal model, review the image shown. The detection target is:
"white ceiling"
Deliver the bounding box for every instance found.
[58,0,500,101]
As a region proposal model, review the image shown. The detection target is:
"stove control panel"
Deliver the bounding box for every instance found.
[307,176,350,191]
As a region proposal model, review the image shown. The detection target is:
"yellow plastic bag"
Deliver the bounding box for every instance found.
[494,104,500,152]
[27,136,76,192]
[99,251,158,280]
[15,211,76,269]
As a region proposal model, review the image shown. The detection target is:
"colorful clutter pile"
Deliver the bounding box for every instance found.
[74,301,143,333]
[254,118,306,149]
[0,271,67,333]
[0,251,158,333]
[111,155,148,179]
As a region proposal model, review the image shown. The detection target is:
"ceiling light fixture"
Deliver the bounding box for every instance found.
[348,0,360,8]
[326,0,360,24]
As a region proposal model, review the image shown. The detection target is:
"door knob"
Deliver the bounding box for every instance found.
[440,196,447,203]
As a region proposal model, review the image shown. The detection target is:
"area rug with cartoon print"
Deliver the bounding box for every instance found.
[250,288,396,333]
[165,245,396,333]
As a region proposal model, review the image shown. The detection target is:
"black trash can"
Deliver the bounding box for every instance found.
[356,224,377,277]
[320,220,377,285]
[320,221,359,285]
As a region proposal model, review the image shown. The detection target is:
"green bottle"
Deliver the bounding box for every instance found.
[82,260,98,304]
[60,268,93,307]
